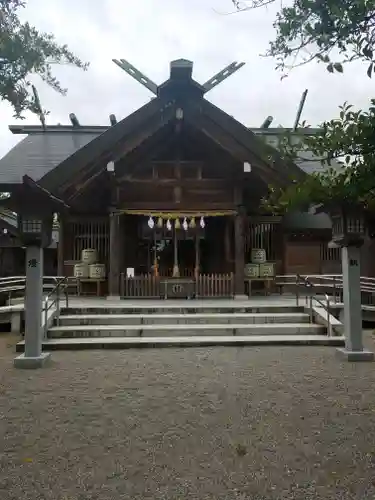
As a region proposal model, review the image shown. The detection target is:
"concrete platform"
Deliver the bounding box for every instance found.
[16,335,345,351]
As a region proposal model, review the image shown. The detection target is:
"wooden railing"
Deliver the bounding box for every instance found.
[121,275,162,298]
[196,273,234,298]
[120,273,234,299]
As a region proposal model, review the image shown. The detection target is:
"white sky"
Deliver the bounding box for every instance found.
[0,0,373,158]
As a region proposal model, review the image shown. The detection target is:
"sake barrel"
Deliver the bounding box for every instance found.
[244,263,259,278]
[81,248,97,265]
[89,263,106,279]
[259,262,275,278]
[74,263,89,278]
[251,248,266,264]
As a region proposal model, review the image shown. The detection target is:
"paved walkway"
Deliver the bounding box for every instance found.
[1,331,375,499]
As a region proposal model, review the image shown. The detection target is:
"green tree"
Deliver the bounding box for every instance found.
[262,100,375,214]
[232,0,375,77]
[0,0,88,117]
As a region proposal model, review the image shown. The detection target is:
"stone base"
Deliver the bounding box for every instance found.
[14,352,51,369]
[106,295,121,301]
[336,348,374,362]
[234,294,248,301]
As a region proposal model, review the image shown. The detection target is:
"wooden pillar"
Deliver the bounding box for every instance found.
[194,233,200,279]
[109,212,121,296]
[57,218,64,277]
[224,216,231,271]
[360,235,372,277]
[234,210,245,297]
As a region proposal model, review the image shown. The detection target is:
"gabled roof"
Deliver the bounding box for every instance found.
[0,59,309,194]
[40,97,177,194]
[0,130,99,187]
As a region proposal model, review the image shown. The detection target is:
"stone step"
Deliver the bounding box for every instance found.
[61,305,305,315]
[48,323,325,338]
[17,334,345,352]
[57,312,310,326]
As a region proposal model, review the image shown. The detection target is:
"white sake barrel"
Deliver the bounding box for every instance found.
[259,262,275,278]
[244,263,259,278]
[74,263,89,278]
[81,248,97,265]
[89,263,106,279]
[251,248,266,264]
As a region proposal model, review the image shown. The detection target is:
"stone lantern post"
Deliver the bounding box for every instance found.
[1,176,68,369]
[14,214,54,368]
[330,207,374,361]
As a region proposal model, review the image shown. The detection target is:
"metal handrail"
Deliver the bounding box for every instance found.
[295,274,332,337]
[0,276,67,304]
[43,277,69,337]
[276,273,375,305]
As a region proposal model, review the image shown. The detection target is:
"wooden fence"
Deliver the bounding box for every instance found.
[196,273,234,298]
[121,273,234,298]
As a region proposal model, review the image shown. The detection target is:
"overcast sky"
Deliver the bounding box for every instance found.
[0,0,373,158]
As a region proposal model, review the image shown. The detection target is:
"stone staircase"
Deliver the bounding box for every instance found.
[23,301,345,350]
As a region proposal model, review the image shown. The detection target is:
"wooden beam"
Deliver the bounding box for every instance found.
[115,127,177,181]
[41,97,173,194]
[108,212,121,296]
[199,99,305,183]
[69,113,80,127]
[112,58,158,94]
[119,178,232,189]
[67,169,108,202]
[118,202,237,211]
[184,110,281,186]
[62,107,176,197]
[234,209,245,296]
[202,62,245,93]
[57,218,64,276]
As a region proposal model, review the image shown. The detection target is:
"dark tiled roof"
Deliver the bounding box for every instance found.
[0,132,100,185]
[0,123,336,188]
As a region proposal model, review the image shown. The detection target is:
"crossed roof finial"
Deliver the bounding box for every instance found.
[112,58,245,95]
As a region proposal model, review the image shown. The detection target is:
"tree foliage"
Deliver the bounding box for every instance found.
[232,0,375,77]
[262,100,375,214]
[0,0,88,117]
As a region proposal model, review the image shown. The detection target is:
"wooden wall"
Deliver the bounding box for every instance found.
[284,241,321,275]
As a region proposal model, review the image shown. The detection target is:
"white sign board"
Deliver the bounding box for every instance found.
[126,267,135,278]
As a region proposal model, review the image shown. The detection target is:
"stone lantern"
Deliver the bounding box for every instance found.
[330,208,366,247]
[327,206,374,361]
[2,176,68,369]
[17,214,54,248]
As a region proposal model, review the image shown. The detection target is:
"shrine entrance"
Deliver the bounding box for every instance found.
[156,238,196,277]
[119,212,236,298]
[147,214,207,278]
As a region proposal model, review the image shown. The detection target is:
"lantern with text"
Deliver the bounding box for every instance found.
[17,214,53,247]
[331,208,366,247]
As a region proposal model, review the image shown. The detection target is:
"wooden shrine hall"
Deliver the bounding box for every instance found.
[2,58,372,298]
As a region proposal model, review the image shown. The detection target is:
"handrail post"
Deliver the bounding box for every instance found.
[65,279,69,308]
[295,275,299,306]
[120,272,124,297]
[309,294,313,323]
[326,296,331,337]
[43,298,48,339]
[333,276,337,304]
[56,284,60,326]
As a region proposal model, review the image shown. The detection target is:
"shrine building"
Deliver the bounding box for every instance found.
[0,58,373,298]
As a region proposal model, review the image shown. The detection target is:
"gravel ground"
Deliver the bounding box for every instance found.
[1,333,375,500]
